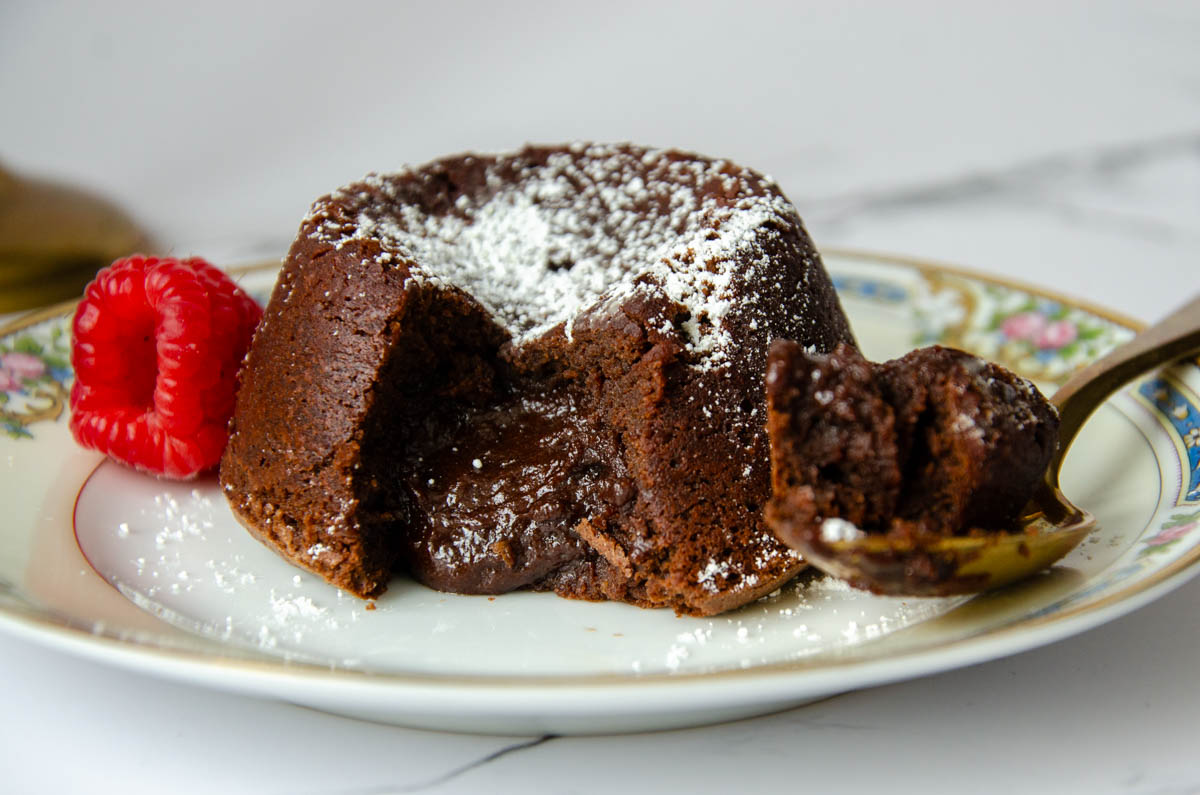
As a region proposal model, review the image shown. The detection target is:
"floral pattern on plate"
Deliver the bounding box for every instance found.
[910,272,1134,384]
[0,316,72,440]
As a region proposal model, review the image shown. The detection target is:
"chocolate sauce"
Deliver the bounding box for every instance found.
[402,386,633,593]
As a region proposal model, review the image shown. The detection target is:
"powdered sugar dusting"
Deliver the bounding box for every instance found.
[307,144,799,368]
[821,517,866,543]
[697,558,732,593]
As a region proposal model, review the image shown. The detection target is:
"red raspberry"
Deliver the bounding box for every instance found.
[69,255,262,479]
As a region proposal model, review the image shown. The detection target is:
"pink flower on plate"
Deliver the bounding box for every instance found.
[0,368,21,392]
[1035,319,1078,350]
[1147,522,1197,547]
[0,352,45,380]
[1001,311,1047,341]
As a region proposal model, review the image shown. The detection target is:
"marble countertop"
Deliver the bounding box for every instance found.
[2,3,1198,793]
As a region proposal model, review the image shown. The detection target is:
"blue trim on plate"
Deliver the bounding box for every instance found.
[830,275,907,304]
[1138,376,1200,503]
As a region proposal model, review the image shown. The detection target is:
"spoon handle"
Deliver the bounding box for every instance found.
[1052,293,1200,463]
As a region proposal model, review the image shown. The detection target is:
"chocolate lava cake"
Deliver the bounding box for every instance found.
[764,340,1059,588]
[219,143,856,616]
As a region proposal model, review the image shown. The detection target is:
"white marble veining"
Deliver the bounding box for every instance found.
[2,2,1199,793]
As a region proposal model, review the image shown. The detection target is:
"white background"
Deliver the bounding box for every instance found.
[2,2,1199,793]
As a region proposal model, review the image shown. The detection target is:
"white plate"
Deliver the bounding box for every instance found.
[2,251,1198,735]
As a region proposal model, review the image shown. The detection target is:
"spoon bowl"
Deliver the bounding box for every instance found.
[798,293,1200,597]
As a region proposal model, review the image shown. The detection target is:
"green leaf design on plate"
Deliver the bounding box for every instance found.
[11,337,44,356]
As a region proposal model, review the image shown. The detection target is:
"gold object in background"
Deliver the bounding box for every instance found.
[0,164,155,313]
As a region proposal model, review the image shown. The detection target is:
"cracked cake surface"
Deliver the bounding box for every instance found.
[219,143,856,616]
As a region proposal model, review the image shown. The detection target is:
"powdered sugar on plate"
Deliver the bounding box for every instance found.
[74,459,969,674]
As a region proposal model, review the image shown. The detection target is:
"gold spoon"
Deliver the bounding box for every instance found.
[794,292,1200,596]
[0,164,154,313]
